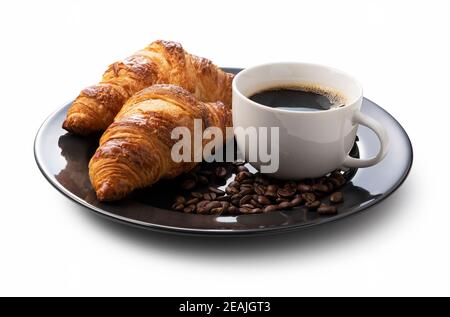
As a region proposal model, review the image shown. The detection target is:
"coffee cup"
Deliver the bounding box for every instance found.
[232,62,389,179]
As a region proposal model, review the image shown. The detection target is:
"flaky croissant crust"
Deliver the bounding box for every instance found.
[63,40,233,135]
[88,84,232,201]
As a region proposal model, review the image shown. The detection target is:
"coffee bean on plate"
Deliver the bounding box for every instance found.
[174,196,186,204]
[205,201,222,212]
[254,184,265,195]
[306,200,321,211]
[236,165,249,173]
[216,195,231,202]
[226,186,239,195]
[172,203,185,211]
[183,204,196,213]
[235,171,252,182]
[330,191,344,204]
[278,201,293,209]
[290,196,303,206]
[239,195,253,206]
[317,203,338,215]
[277,188,296,198]
[208,187,225,195]
[186,197,200,205]
[239,188,254,196]
[229,181,240,188]
[263,205,278,213]
[203,193,217,201]
[312,183,330,193]
[257,195,271,205]
[302,192,316,202]
[191,192,203,199]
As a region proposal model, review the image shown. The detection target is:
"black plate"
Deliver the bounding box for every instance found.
[34,67,413,236]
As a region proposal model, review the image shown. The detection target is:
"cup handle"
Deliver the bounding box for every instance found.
[343,110,390,168]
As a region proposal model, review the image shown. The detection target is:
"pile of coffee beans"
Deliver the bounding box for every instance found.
[171,161,346,216]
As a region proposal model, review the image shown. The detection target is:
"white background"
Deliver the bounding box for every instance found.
[0,0,449,296]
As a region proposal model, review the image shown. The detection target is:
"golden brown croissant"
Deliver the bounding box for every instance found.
[89,84,232,201]
[63,40,233,135]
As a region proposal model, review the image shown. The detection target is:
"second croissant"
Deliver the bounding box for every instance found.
[89,84,232,201]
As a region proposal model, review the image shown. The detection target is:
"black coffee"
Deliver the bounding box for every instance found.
[249,87,344,112]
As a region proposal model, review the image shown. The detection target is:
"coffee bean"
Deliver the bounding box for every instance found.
[267,184,278,192]
[239,207,252,214]
[241,179,254,185]
[229,181,240,188]
[330,191,343,204]
[236,165,249,173]
[215,166,227,178]
[317,204,337,215]
[257,195,271,205]
[216,195,231,202]
[278,201,293,209]
[330,171,346,186]
[181,178,196,190]
[174,196,186,204]
[231,199,240,206]
[250,208,262,214]
[220,201,230,209]
[183,204,196,213]
[210,207,224,214]
[297,184,311,193]
[241,203,255,209]
[172,203,185,211]
[250,199,263,208]
[239,188,254,196]
[205,201,222,212]
[208,187,225,195]
[191,192,203,199]
[302,192,316,202]
[290,196,303,207]
[226,186,239,195]
[239,184,253,190]
[229,191,243,200]
[276,197,289,203]
[186,197,199,205]
[228,206,238,214]
[312,183,329,193]
[306,200,321,211]
[328,177,341,188]
[197,207,208,214]
[198,175,209,185]
[203,193,216,201]
[239,195,253,206]
[235,171,252,182]
[277,188,296,198]
[254,184,265,195]
[263,205,278,213]
[196,200,209,209]
[325,182,335,192]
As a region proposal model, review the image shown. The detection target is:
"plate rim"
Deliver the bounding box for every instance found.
[34,68,414,236]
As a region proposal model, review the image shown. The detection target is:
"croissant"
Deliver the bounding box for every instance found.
[63,40,233,135]
[89,84,232,201]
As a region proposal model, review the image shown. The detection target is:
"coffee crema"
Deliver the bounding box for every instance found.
[249,85,346,112]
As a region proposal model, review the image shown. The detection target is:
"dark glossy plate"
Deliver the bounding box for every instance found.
[34,68,413,236]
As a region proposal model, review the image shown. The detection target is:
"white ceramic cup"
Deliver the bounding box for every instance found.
[232,62,390,179]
